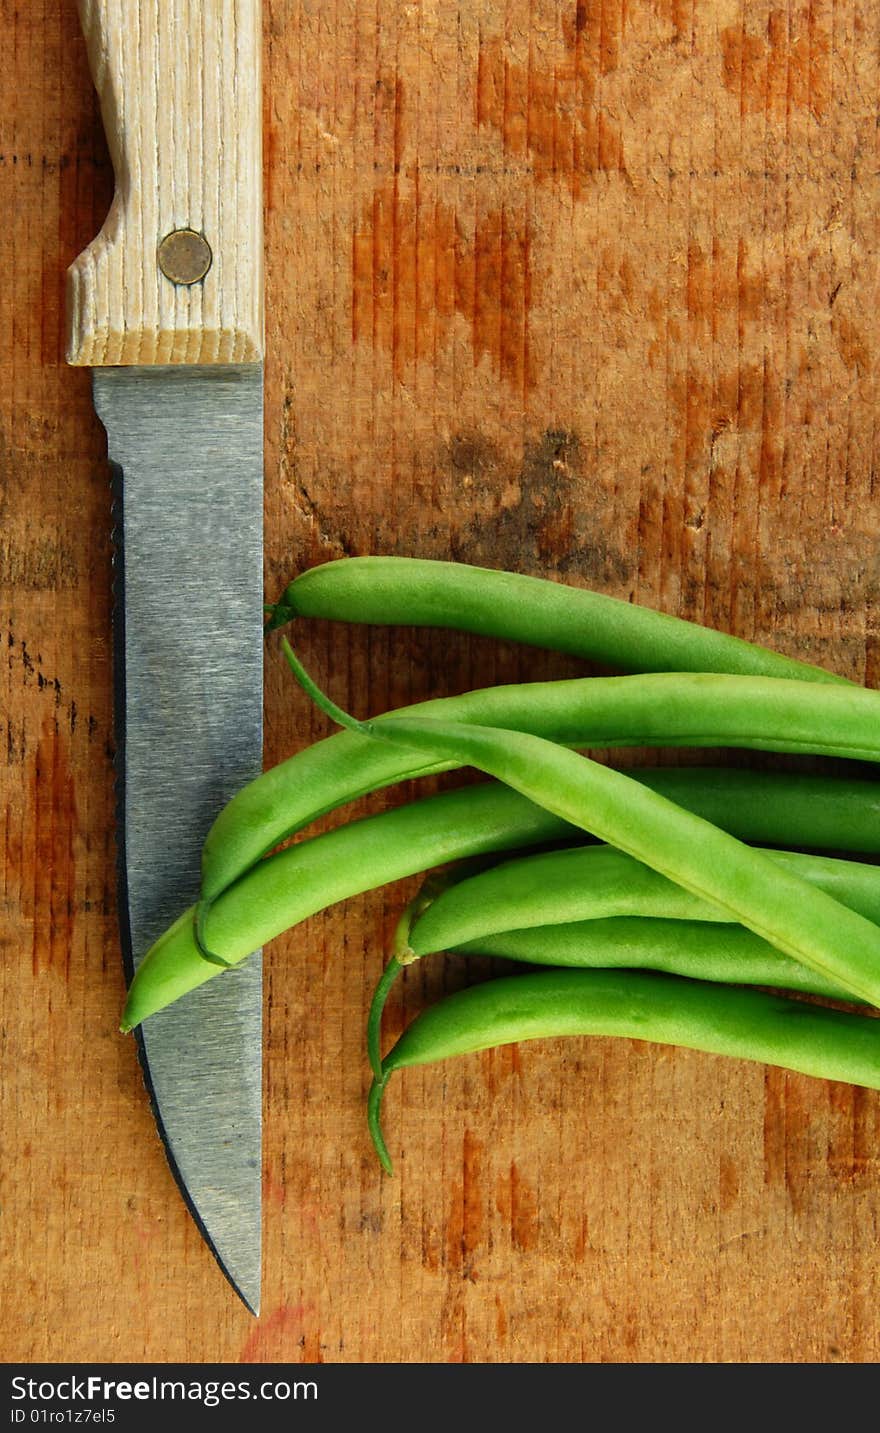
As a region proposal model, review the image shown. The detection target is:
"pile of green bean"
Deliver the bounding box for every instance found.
[120,557,880,1175]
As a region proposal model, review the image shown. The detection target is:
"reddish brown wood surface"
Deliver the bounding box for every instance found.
[3,0,880,1363]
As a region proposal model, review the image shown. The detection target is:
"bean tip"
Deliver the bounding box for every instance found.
[192,901,236,967]
[264,600,295,633]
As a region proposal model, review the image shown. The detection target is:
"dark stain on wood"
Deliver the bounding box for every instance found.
[463,206,533,393]
[445,1127,484,1281]
[826,1083,880,1185]
[649,0,691,41]
[833,314,871,378]
[477,18,626,200]
[1,536,79,590]
[449,428,632,585]
[721,8,831,120]
[509,1161,539,1251]
[352,184,535,393]
[30,715,76,980]
[718,1152,740,1212]
[763,1068,818,1216]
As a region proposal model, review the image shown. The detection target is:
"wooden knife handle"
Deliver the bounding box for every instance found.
[66,0,263,366]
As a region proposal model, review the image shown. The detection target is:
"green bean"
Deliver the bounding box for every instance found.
[123,784,571,1031]
[453,918,863,1000]
[367,842,880,1073]
[267,556,847,684]
[199,668,880,915]
[282,643,880,1010]
[617,767,880,854]
[367,968,880,1172]
[123,769,880,1029]
[408,843,880,951]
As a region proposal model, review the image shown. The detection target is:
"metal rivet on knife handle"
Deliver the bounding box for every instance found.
[158,229,213,286]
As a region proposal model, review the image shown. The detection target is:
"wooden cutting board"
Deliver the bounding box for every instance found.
[3,0,880,1363]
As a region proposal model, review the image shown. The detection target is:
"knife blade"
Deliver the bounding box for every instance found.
[66,1,265,1314]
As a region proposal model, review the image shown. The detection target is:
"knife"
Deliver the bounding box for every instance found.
[66,1,265,1314]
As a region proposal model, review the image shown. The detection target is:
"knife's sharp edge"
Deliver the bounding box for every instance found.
[98,365,264,1315]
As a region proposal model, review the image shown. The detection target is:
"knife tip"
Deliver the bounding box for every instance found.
[223,1264,261,1318]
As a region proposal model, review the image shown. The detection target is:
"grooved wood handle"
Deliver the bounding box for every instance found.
[66,0,263,366]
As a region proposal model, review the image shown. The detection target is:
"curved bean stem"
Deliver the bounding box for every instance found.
[368,968,880,1173]
[268,556,847,684]
[200,666,880,913]
[366,842,880,1075]
[367,873,461,1067]
[124,770,880,1029]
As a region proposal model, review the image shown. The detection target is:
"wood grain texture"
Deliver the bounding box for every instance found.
[66,0,263,365]
[4,0,880,1364]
